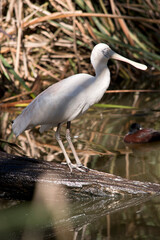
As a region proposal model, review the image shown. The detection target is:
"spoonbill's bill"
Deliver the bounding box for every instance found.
[12,43,147,171]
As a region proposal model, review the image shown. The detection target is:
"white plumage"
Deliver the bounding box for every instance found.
[12,43,147,171]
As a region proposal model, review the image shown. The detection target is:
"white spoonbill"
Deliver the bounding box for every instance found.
[12,43,147,171]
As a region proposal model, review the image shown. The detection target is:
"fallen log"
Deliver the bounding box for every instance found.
[0,151,160,200]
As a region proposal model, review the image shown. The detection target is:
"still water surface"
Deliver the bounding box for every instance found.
[0,92,160,239]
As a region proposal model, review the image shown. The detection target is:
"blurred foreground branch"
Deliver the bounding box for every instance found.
[0,151,160,200]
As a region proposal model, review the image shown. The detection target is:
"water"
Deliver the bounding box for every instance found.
[0,92,160,239]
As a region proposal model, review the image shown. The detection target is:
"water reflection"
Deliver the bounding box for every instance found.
[0,193,159,240]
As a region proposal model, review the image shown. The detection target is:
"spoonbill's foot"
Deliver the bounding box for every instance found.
[69,163,88,172]
[61,162,86,172]
[77,164,90,172]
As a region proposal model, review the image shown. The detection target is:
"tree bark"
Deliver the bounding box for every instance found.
[0,151,160,200]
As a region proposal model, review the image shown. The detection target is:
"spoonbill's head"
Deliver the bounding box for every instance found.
[91,43,147,71]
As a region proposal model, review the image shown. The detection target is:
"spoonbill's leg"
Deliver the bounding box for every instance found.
[66,122,89,172]
[66,121,82,167]
[55,123,84,172]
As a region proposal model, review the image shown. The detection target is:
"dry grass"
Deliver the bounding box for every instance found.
[0,0,160,101]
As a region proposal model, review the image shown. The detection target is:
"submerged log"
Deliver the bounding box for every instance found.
[0,151,160,200]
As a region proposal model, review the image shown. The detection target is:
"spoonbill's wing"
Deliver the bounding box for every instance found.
[12,73,93,136]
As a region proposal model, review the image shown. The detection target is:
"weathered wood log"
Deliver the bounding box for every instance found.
[0,151,160,200]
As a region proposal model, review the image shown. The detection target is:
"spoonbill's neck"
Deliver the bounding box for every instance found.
[93,60,109,76]
[94,62,110,90]
[91,52,110,87]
